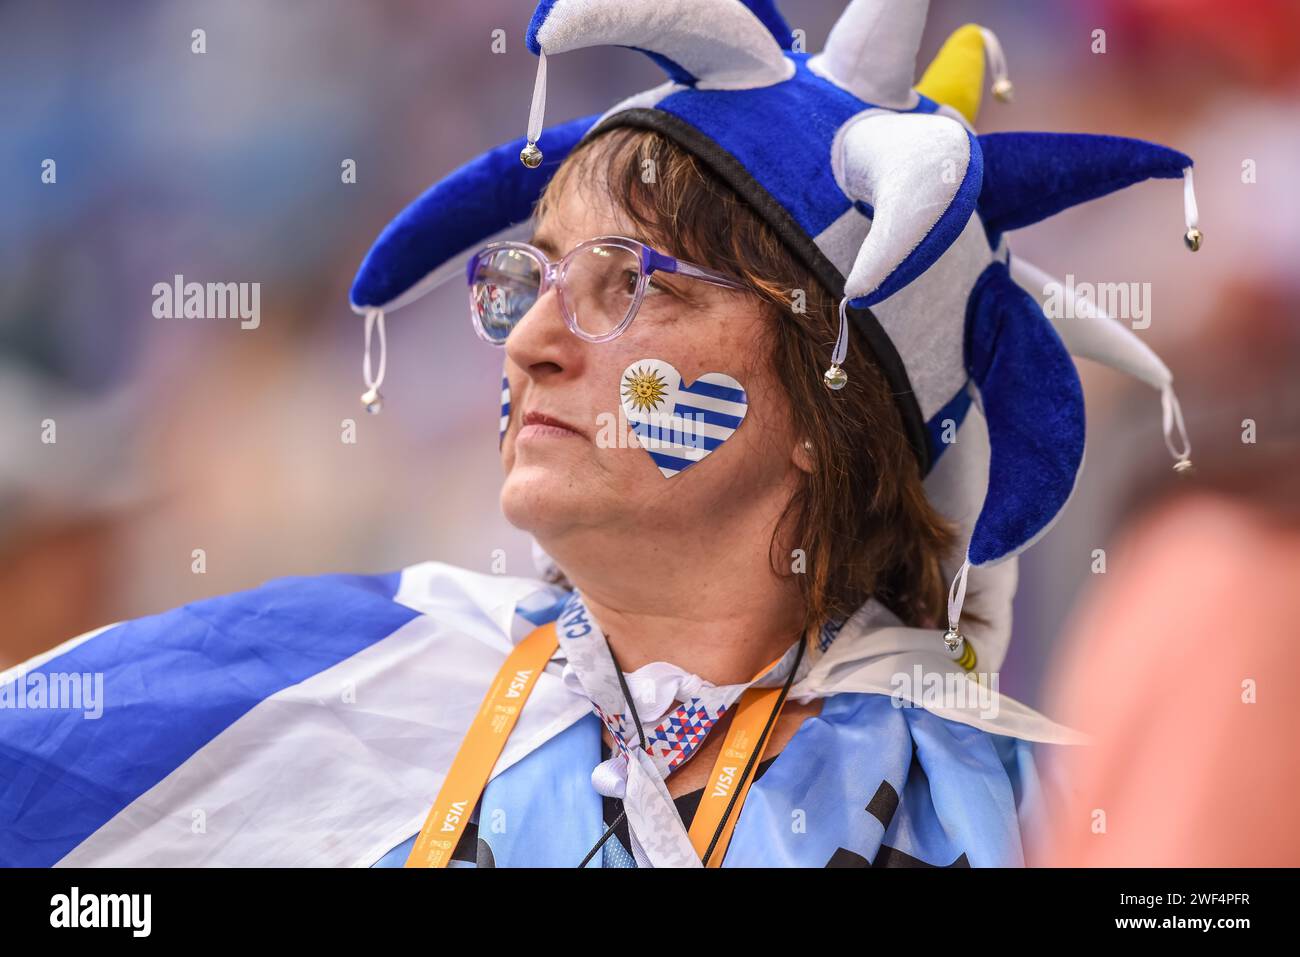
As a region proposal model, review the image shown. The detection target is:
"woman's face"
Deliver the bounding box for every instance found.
[499,179,809,549]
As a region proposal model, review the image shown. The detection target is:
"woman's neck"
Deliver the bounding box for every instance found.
[560,566,811,687]
[537,478,813,686]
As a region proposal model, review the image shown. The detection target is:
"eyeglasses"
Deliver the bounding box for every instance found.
[466,235,749,345]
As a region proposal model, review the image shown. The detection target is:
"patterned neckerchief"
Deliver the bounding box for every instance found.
[553,590,806,832]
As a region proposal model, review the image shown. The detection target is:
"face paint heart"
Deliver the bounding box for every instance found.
[499,372,510,449]
[619,358,748,478]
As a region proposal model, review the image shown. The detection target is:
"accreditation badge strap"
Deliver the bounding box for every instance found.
[688,637,805,867]
[404,620,559,868]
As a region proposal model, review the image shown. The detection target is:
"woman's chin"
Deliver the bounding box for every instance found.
[499,467,591,532]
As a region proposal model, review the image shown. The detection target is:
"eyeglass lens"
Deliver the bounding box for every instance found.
[470,242,643,342]
[470,248,541,342]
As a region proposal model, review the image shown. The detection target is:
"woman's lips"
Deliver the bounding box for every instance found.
[519,411,586,440]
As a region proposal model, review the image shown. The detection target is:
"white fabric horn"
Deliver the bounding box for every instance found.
[834,109,980,306]
[1011,255,1193,470]
[1009,256,1171,389]
[530,0,794,90]
[809,0,931,109]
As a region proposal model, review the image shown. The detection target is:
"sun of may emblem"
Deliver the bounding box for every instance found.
[622,365,669,413]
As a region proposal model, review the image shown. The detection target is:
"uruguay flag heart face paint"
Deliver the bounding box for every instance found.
[619,358,748,478]
[499,371,510,449]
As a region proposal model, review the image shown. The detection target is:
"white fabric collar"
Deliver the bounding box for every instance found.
[551,590,806,867]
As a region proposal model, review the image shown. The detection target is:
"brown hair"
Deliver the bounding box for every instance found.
[535,126,956,634]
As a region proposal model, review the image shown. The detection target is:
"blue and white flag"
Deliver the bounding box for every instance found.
[0,561,1082,867]
[375,690,1066,868]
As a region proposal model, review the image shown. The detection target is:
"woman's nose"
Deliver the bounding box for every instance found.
[504,285,580,378]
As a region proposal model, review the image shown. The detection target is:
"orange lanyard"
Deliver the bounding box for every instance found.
[686,680,788,866]
[404,621,559,867]
[406,621,793,868]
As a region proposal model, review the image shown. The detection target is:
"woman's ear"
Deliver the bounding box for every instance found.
[792,437,815,474]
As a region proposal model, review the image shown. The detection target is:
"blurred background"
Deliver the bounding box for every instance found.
[2,0,1297,737]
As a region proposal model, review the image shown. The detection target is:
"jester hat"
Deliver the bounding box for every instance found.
[349,0,1201,666]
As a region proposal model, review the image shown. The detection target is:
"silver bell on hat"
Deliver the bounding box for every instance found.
[824,298,852,390]
[943,626,963,652]
[520,142,543,169]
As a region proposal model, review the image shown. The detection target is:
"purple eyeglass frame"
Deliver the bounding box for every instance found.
[465,234,749,345]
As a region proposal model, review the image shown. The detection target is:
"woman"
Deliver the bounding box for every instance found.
[381,123,985,868]
[0,0,1200,868]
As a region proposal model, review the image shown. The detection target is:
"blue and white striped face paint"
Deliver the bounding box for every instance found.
[619,358,748,478]
[499,372,510,449]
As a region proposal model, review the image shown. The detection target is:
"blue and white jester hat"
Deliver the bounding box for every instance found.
[349,0,1202,664]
